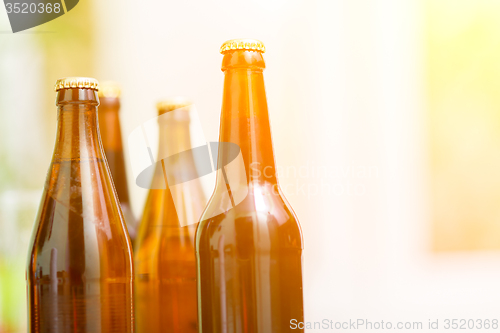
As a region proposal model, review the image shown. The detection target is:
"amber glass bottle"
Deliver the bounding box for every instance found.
[98,82,137,241]
[196,39,304,332]
[134,99,205,333]
[26,77,134,333]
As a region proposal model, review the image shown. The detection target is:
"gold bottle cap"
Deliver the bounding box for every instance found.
[54,77,99,92]
[98,81,121,98]
[156,97,192,113]
[220,38,266,54]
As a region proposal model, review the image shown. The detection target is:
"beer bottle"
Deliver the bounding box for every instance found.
[196,39,305,332]
[26,77,134,333]
[98,82,137,241]
[134,99,205,333]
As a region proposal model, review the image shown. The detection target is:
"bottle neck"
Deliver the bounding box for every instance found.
[98,97,123,152]
[98,97,130,204]
[146,116,206,228]
[219,56,277,185]
[151,116,195,189]
[157,117,193,159]
[53,89,102,161]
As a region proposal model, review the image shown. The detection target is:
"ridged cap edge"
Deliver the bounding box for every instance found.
[220,39,265,54]
[54,77,99,92]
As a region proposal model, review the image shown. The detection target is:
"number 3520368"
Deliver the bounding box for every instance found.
[5,3,62,14]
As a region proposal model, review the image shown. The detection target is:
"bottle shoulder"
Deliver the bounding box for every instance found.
[27,159,132,278]
[196,183,303,250]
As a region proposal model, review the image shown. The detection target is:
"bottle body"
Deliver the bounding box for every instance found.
[196,45,304,332]
[134,106,205,333]
[26,86,134,333]
[134,189,199,333]
[98,93,137,242]
[197,185,304,332]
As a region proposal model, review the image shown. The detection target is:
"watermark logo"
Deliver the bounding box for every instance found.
[3,0,79,33]
[127,105,248,227]
[126,105,379,225]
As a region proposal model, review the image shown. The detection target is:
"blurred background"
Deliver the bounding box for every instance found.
[2,0,500,331]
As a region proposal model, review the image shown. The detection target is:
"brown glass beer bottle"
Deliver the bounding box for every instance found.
[196,39,305,332]
[134,99,205,333]
[98,82,137,241]
[26,77,134,333]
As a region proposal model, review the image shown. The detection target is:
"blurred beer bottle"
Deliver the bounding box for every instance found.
[98,82,137,241]
[26,77,134,333]
[134,98,205,333]
[196,39,304,332]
